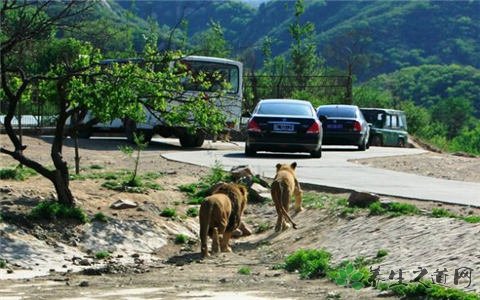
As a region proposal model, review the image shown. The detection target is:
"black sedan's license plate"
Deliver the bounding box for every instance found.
[327,124,343,129]
[273,123,294,132]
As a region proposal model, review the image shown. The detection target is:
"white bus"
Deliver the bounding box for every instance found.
[78,56,243,148]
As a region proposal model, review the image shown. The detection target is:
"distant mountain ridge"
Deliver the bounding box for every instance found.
[112,0,479,79]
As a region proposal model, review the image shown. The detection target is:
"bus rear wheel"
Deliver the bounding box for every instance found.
[179,132,205,148]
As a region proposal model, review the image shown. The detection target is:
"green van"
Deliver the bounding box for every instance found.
[360,108,408,147]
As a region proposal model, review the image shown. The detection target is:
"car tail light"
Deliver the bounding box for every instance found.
[247,119,261,132]
[353,121,362,132]
[307,121,321,134]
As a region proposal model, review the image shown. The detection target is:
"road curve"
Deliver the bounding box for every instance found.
[161,144,480,207]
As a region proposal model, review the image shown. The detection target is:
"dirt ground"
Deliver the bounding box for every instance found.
[1,135,479,299]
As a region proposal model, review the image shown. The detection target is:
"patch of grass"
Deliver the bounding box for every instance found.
[143,182,163,191]
[462,215,480,223]
[174,234,188,244]
[186,207,199,217]
[89,164,104,170]
[95,251,110,260]
[256,222,271,233]
[141,172,164,181]
[368,202,420,217]
[238,267,251,275]
[376,249,388,258]
[430,208,480,223]
[431,207,456,218]
[0,166,37,181]
[30,201,89,223]
[0,259,6,268]
[378,281,480,300]
[178,183,197,194]
[186,196,204,205]
[204,160,231,185]
[161,207,177,218]
[92,212,108,222]
[302,192,327,209]
[284,249,332,279]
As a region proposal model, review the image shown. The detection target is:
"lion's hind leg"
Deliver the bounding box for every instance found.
[294,180,303,213]
[211,227,220,254]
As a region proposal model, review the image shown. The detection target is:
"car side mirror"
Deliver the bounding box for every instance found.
[318,115,328,123]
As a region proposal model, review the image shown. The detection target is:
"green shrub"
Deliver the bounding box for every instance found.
[204,161,230,185]
[462,215,480,223]
[256,222,271,233]
[89,164,104,170]
[178,183,197,194]
[368,202,386,215]
[92,212,108,222]
[161,207,177,218]
[95,251,110,259]
[187,197,204,205]
[0,166,36,181]
[284,249,332,279]
[238,267,251,275]
[123,177,143,187]
[387,202,420,216]
[175,234,188,244]
[329,261,370,290]
[386,281,480,300]
[431,207,456,218]
[376,249,388,258]
[369,202,419,217]
[144,182,163,191]
[186,207,199,217]
[0,259,6,268]
[30,201,89,223]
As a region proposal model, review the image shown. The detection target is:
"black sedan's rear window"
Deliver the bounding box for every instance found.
[317,106,357,118]
[257,102,313,116]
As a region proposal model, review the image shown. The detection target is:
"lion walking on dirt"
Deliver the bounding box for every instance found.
[271,162,303,231]
[199,182,248,257]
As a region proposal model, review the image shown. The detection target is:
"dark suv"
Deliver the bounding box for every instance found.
[360,108,408,147]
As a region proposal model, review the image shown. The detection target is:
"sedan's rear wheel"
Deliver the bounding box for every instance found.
[245,145,256,157]
[310,147,322,158]
[358,138,367,151]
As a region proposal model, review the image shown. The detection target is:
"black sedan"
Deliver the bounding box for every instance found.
[316,104,370,151]
[245,99,323,158]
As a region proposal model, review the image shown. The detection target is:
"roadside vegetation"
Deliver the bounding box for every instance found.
[282,248,479,299]
[302,191,480,223]
[29,201,89,223]
[178,161,231,204]
[0,166,37,181]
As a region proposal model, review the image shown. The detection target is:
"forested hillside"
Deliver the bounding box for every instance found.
[115,0,480,78]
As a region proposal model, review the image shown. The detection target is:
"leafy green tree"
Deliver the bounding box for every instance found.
[450,122,480,155]
[288,0,321,90]
[431,97,475,139]
[353,86,393,108]
[191,20,231,58]
[1,1,229,207]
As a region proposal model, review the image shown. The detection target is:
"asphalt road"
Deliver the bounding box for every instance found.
[158,138,480,207]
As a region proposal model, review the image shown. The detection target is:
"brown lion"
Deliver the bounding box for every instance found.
[271,162,303,231]
[199,182,248,257]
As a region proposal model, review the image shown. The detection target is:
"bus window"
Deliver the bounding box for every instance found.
[180,60,239,94]
[385,115,391,128]
[391,115,398,128]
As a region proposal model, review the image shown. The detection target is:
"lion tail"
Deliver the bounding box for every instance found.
[199,200,214,257]
[276,181,298,229]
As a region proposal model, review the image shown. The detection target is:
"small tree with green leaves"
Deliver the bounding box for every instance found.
[119,133,148,187]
